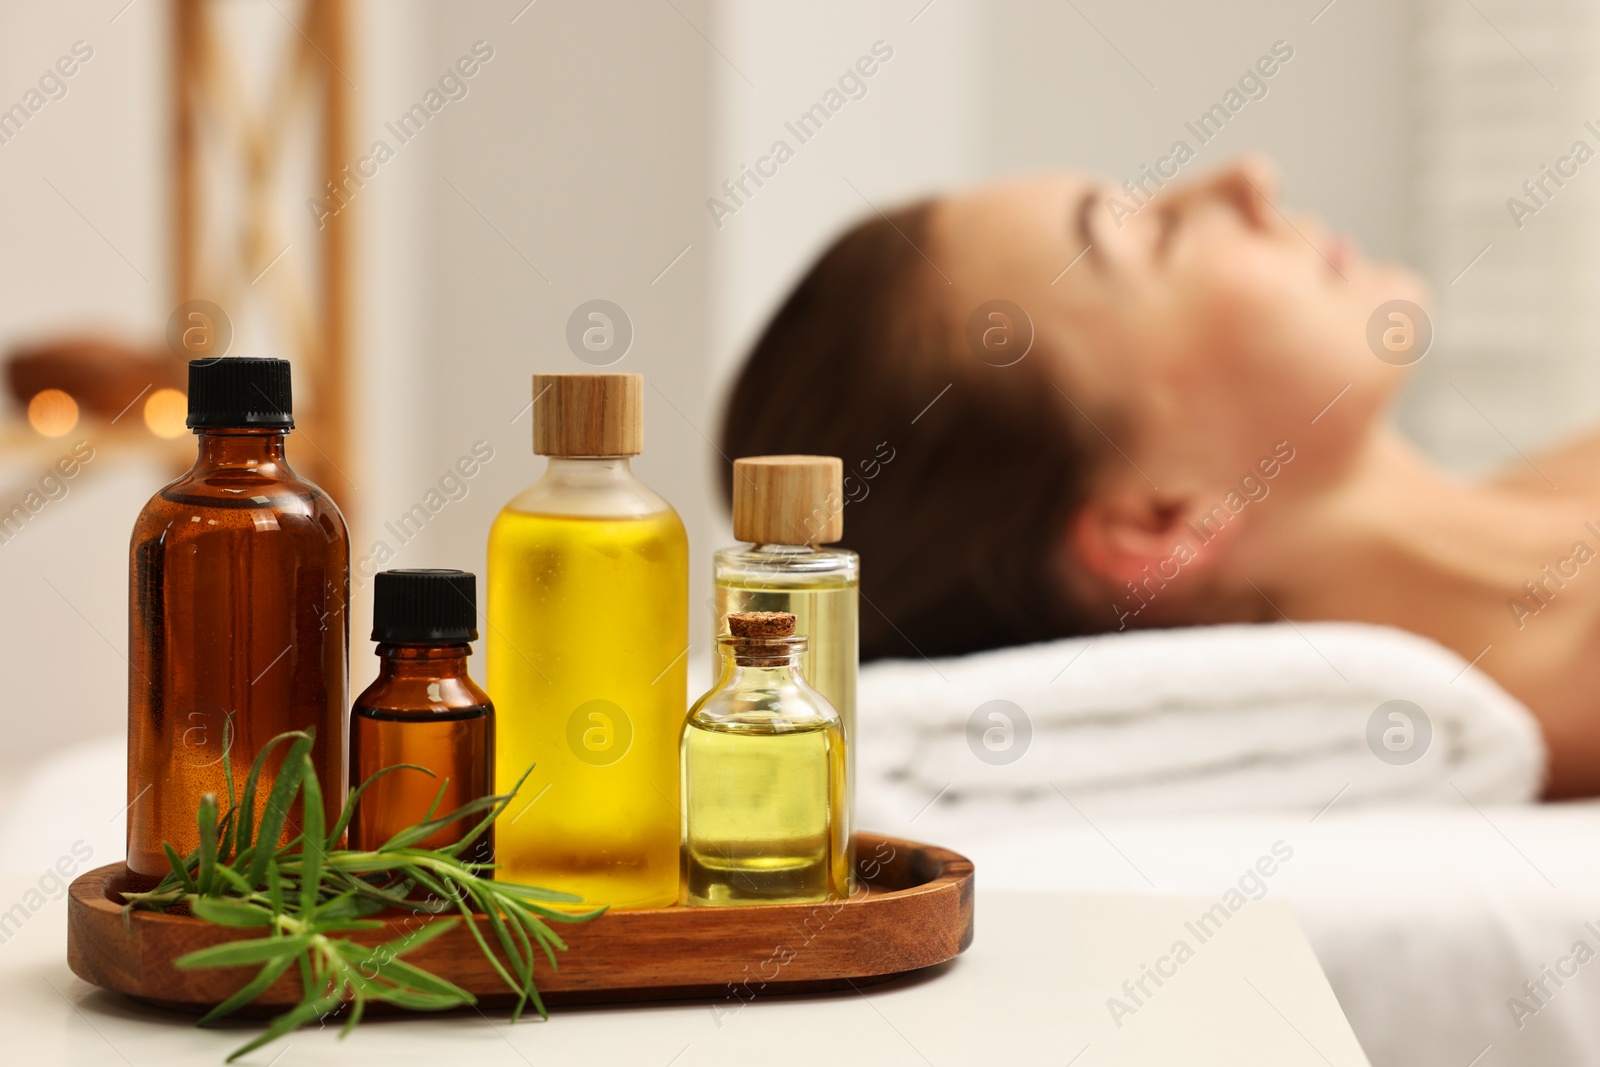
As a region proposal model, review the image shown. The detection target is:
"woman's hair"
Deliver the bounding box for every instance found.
[719,201,1110,661]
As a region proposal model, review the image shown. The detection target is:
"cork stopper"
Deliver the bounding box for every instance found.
[731,455,843,545]
[727,611,796,639]
[533,373,643,456]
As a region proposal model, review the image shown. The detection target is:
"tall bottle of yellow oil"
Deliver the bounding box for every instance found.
[713,455,858,887]
[487,373,687,909]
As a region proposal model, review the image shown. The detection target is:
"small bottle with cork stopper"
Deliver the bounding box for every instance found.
[714,455,858,884]
[681,611,848,906]
[487,372,688,909]
[348,569,494,868]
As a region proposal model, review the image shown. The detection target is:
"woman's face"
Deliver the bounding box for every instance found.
[930,156,1426,487]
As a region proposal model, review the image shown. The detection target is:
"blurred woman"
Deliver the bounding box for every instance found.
[722,156,1600,796]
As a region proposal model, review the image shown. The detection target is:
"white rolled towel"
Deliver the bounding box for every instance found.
[856,622,1546,831]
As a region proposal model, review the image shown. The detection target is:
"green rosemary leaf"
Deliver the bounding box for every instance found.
[210,864,255,897]
[139,747,595,1060]
[473,884,531,977]
[524,976,550,1021]
[163,843,198,894]
[176,934,312,970]
[450,891,522,996]
[514,901,607,924]
[499,908,552,1019]
[475,887,534,1022]
[493,898,556,1018]
[482,880,587,905]
[309,887,365,922]
[264,858,284,916]
[396,864,454,902]
[294,950,315,1002]
[235,730,306,857]
[224,987,344,1063]
[421,778,450,824]
[195,950,297,1027]
[337,993,366,1039]
[218,717,237,857]
[196,794,219,895]
[363,984,467,1012]
[505,901,566,967]
[188,897,273,928]
[220,716,236,809]
[119,887,188,915]
[315,919,388,934]
[332,941,474,1003]
[246,733,315,885]
[377,791,506,851]
[326,876,421,912]
[370,913,461,958]
[317,850,446,875]
[228,844,256,880]
[215,809,236,869]
[381,956,477,1003]
[327,763,433,846]
[296,753,324,917]
[437,765,534,860]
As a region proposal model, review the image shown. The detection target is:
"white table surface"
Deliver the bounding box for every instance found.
[0,876,1369,1067]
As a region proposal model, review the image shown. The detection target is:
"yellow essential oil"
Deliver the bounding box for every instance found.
[683,718,846,904]
[681,611,848,906]
[715,456,859,888]
[487,374,688,910]
[713,570,856,748]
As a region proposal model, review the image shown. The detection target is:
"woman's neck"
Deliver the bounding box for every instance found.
[1237,429,1599,656]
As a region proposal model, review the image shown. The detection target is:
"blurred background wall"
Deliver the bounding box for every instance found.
[0,0,1572,776]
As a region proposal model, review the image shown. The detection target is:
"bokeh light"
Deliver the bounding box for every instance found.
[143,388,188,438]
[27,389,79,437]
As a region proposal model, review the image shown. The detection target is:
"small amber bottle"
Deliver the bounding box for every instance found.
[349,569,494,866]
[681,611,848,906]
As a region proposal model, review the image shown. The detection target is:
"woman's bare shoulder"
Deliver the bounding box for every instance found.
[1486,427,1600,494]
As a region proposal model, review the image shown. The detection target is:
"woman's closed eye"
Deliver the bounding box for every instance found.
[1155,206,1179,259]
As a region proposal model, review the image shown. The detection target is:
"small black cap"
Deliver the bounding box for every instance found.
[187,357,294,429]
[372,569,479,644]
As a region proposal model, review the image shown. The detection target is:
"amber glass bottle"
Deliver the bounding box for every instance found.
[349,569,494,865]
[127,358,349,885]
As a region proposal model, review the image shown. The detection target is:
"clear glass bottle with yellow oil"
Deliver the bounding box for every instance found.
[487,373,687,910]
[682,611,848,906]
[713,455,857,884]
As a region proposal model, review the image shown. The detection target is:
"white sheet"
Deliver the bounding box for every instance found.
[915,805,1600,1067]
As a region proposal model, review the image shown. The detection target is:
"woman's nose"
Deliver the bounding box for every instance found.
[1214,155,1282,227]
[1167,155,1283,228]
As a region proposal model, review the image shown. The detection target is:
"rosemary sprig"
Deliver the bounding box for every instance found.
[123,728,604,1062]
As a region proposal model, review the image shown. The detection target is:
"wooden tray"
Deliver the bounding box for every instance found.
[67,833,973,1012]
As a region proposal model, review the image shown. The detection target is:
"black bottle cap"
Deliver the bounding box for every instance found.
[372,569,479,644]
[186,357,294,429]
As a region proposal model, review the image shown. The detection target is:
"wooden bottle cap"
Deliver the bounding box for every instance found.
[728,611,796,638]
[532,373,643,456]
[731,455,843,545]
